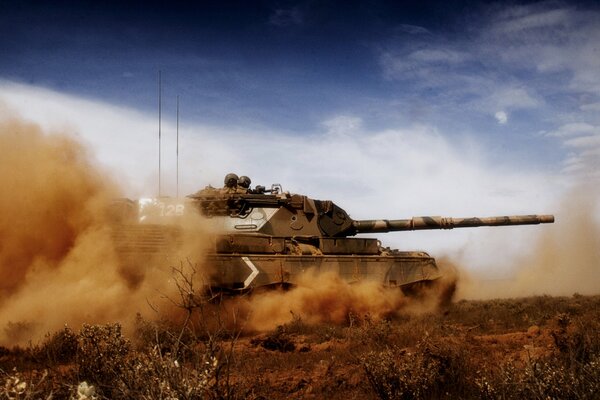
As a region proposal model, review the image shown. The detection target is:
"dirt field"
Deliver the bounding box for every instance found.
[1,294,599,399]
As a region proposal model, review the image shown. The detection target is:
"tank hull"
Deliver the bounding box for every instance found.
[111,224,442,293]
[207,252,441,292]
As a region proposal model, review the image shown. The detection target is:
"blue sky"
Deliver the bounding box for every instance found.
[3,0,599,171]
[1,0,599,277]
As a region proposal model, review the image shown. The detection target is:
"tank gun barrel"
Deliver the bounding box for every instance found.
[352,214,554,234]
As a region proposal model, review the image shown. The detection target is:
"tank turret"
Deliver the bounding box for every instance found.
[185,180,554,238]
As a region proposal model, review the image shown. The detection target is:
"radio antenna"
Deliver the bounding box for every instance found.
[158,70,162,197]
[176,95,180,198]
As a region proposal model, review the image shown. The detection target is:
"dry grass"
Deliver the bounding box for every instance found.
[2,294,600,399]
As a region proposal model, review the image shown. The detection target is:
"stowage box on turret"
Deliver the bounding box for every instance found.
[111,174,554,294]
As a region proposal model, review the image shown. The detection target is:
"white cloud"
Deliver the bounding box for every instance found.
[487,87,540,110]
[409,49,469,64]
[378,2,600,188]
[495,8,572,33]
[548,122,599,138]
[0,82,568,274]
[322,115,363,135]
[379,45,541,117]
[489,4,600,93]
[0,81,167,195]
[564,135,600,148]
[380,2,600,104]
[495,111,508,124]
[581,102,600,112]
[546,122,600,179]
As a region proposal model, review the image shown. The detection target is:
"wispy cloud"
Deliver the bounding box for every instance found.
[546,121,600,178]
[409,48,469,64]
[322,115,362,134]
[378,1,600,182]
[547,122,599,138]
[494,6,573,33]
[486,87,540,110]
[394,24,431,35]
[269,6,304,27]
[487,4,600,93]
[580,103,600,112]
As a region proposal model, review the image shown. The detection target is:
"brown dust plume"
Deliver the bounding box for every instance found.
[239,268,457,332]
[0,117,204,345]
[457,190,600,299]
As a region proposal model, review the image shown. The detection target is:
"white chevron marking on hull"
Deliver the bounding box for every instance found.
[242,256,259,288]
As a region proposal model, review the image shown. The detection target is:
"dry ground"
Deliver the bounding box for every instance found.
[1,294,599,399]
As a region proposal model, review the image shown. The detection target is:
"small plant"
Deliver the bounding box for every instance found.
[76,323,130,394]
[477,355,600,399]
[361,336,473,399]
[36,326,78,366]
[1,369,51,400]
[133,314,196,361]
[3,371,28,399]
[115,346,221,399]
[73,381,97,400]
[350,314,393,348]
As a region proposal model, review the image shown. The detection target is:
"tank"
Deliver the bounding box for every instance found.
[111,174,554,294]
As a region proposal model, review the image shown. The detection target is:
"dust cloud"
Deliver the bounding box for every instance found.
[240,268,457,332]
[242,272,404,330]
[0,115,459,342]
[4,113,597,344]
[457,191,600,299]
[0,116,208,345]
